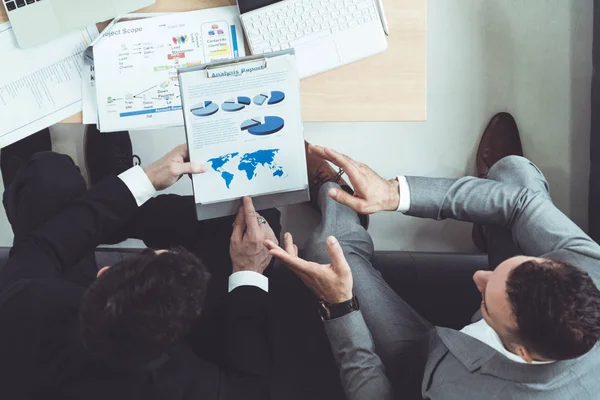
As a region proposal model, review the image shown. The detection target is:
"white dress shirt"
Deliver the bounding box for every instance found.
[395,176,553,364]
[118,166,268,293]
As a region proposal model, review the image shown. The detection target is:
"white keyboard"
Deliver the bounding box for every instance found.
[242,0,379,54]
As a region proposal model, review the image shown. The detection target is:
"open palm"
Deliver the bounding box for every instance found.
[265,233,353,304]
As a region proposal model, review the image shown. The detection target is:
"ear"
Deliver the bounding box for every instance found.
[97,266,111,278]
[473,270,492,293]
[516,345,534,364]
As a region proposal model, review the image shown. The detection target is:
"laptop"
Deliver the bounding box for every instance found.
[2,0,155,48]
[237,0,388,79]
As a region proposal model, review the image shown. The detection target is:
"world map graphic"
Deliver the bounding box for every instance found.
[208,149,284,189]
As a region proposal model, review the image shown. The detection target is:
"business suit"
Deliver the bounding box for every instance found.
[310,156,600,399]
[118,179,347,400]
[84,156,346,400]
[0,152,272,400]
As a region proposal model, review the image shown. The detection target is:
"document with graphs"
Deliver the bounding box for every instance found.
[0,22,98,147]
[92,7,244,132]
[178,51,309,221]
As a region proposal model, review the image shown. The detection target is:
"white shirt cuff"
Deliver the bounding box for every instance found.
[396,176,411,213]
[118,166,157,207]
[228,271,269,293]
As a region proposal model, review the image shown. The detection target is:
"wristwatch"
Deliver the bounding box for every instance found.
[318,296,360,321]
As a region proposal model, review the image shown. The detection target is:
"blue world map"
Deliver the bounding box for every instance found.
[208,149,284,189]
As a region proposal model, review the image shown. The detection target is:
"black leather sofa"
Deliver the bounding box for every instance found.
[0,248,486,329]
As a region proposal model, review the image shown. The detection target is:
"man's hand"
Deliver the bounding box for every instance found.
[265,233,353,304]
[144,144,207,191]
[308,144,399,214]
[230,197,279,274]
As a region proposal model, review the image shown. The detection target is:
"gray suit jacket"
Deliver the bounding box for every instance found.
[324,176,600,400]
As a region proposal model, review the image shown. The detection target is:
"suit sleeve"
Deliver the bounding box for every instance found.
[0,176,138,291]
[221,285,271,400]
[405,176,600,284]
[324,311,394,400]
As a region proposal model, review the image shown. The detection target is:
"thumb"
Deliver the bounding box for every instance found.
[172,162,207,176]
[328,188,369,214]
[326,236,350,271]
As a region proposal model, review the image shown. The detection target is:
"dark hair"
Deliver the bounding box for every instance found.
[506,259,600,360]
[79,247,210,366]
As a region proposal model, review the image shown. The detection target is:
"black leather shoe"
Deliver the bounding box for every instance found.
[476,112,523,178]
[1,128,52,189]
[472,112,524,252]
[84,125,140,186]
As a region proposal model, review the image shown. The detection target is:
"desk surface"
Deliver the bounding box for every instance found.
[0,0,425,123]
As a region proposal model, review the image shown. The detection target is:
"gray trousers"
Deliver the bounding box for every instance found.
[302,156,551,396]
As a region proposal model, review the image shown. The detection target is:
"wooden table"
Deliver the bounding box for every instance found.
[0,0,426,122]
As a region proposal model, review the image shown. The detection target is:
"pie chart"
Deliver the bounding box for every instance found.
[190,101,219,117]
[253,91,285,106]
[241,116,285,136]
[222,96,252,112]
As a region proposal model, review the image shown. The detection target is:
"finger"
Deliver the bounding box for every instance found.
[322,147,362,180]
[172,144,190,161]
[260,220,278,245]
[243,196,260,236]
[326,236,350,272]
[231,206,246,242]
[307,143,328,158]
[309,144,363,185]
[308,144,349,171]
[293,244,299,257]
[265,240,313,274]
[171,161,207,177]
[283,232,296,255]
[327,188,370,214]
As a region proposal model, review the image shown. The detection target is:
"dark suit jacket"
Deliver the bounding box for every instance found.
[0,176,270,400]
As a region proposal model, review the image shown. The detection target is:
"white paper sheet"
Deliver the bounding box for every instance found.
[179,54,308,205]
[93,6,245,132]
[82,64,98,125]
[0,23,99,147]
[81,13,173,126]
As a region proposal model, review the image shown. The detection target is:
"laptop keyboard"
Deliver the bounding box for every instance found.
[242,0,379,54]
[4,0,40,12]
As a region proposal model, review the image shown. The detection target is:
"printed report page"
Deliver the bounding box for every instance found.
[93,7,244,132]
[179,54,308,205]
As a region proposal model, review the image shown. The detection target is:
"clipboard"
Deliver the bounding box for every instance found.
[177,50,309,221]
[178,48,294,78]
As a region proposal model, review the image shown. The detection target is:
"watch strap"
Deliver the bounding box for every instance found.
[319,296,360,320]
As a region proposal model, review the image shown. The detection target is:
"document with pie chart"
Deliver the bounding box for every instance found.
[178,51,308,220]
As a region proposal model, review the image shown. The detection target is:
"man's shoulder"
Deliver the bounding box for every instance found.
[424,328,600,399]
[0,278,84,316]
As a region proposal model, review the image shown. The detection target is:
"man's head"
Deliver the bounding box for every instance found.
[80,248,210,367]
[473,256,600,362]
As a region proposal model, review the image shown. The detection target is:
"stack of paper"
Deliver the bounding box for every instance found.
[0,23,99,148]
[84,6,245,132]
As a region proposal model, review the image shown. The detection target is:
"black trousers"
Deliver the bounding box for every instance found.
[3,151,344,399]
[3,152,98,286]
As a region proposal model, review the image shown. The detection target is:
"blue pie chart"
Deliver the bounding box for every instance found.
[253,91,285,106]
[241,116,285,136]
[190,101,219,117]
[268,91,285,105]
[222,96,251,112]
